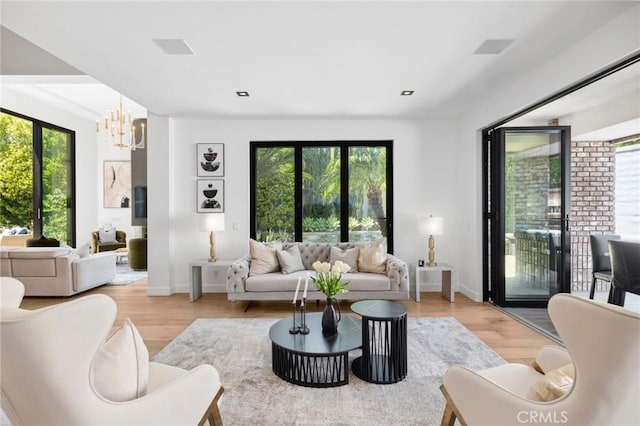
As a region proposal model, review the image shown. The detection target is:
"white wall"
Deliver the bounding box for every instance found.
[96,128,135,240]
[1,85,99,247]
[561,89,640,139]
[146,118,464,296]
[455,4,640,301]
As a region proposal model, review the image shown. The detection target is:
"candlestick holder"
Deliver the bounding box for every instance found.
[289,302,300,334]
[299,297,310,334]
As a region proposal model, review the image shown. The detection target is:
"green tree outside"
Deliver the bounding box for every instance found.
[1,112,71,244]
[255,144,388,242]
[0,113,33,230]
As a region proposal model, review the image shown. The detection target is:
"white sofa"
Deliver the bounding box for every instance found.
[227,241,409,302]
[0,247,116,296]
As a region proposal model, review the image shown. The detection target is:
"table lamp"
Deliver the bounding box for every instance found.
[422,215,444,267]
[199,213,225,262]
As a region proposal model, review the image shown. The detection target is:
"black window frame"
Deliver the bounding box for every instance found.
[1,108,77,246]
[250,140,394,253]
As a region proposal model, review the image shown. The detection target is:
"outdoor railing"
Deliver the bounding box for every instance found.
[571,233,593,293]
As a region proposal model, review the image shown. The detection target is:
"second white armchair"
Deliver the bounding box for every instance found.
[440,293,640,426]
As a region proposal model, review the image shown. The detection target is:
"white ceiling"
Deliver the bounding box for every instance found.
[1,1,637,120]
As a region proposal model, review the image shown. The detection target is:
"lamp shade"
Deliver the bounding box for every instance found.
[422,215,444,236]
[199,213,225,232]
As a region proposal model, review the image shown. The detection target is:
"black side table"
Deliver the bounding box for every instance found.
[351,300,407,384]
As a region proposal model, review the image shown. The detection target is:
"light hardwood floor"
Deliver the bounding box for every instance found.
[20,278,556,364]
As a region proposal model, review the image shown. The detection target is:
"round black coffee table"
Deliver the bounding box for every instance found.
[351,300,408,384]
[269,312,361,387]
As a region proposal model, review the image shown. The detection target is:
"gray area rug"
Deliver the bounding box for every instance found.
[108,263,147,285]
[153,317,505,426]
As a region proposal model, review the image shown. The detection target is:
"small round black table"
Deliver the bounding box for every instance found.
[269,312,362,387]
[351,300,408,384]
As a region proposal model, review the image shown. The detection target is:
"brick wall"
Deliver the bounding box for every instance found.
[571,141,616,233]
[570,141,616,291]
[512,154,552,231]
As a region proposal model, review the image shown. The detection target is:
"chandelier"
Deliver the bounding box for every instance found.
[97,95,146,151]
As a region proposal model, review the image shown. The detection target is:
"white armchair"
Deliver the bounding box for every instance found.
[440,293,640,426]
[0,277,224,426]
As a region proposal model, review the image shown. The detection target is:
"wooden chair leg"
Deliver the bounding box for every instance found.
[198,386,224,426]
[441,401,456,426]
[440,384,467,426]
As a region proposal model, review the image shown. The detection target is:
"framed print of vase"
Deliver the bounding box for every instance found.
[197,179,224,213]
[197,143,224,177]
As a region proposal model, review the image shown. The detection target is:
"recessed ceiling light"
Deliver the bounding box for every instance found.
[473,39,514,55]
[401,90,414,96]
[236,91,250,97]
[152,39,194,55]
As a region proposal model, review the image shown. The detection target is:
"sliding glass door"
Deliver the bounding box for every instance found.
[485,127,571,307]
[0,109,76,245]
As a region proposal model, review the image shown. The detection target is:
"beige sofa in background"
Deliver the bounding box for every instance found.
[0,247,116,296]
[0,233,32,247]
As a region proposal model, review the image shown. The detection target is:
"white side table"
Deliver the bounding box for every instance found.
[410,263,454,303]
[189,259,233,302]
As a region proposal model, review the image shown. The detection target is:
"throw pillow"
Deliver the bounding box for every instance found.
[249,239,282,275]
[93,319,149,402]
[526,363,575,402]
[358,237,387,273]
[99,228,117,243]
[329,246,359,272]
[276,245,305,274]
[76,243,91,258]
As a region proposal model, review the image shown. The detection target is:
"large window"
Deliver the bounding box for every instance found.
[251,141,393,252]
[0,109,76,246]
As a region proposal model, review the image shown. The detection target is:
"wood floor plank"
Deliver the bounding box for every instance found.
[19,279,557,363]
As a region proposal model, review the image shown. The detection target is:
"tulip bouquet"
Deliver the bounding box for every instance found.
[311,260,351,298]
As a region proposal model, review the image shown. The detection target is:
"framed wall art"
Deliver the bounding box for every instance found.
[103,161,131,208]
[197,179,225,213]
[197,143,224,177]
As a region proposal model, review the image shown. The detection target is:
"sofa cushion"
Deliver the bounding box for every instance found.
[245,271,390,292]
[93,318,149,402]
[8,247,71,259]
[341,272,390,291]
[246,270,309,292]
[358,238,387,273]
[329,246,359,272]
[249,239,282,275]
[276,245,305,274]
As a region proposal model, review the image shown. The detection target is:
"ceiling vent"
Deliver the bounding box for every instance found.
[473,39,514,55]
[152,39,195,55]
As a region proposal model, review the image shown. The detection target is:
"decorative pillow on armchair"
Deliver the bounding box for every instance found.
[99,228,117,243]
[526,363,575,402]
[249,239,282,275]
[93,319,149,402]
